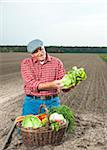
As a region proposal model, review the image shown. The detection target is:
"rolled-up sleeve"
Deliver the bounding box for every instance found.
[21,59,41,92]
[56,59,65,80]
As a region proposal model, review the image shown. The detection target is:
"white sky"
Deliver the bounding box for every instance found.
[0,0,107,46]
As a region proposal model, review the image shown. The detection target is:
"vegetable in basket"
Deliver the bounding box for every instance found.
[61,66,87,89]
[16,116,25,122]
[37,113,47,121]
[49,113,67,131]
[50,121,60,132]
[22,115,42,128]
[37,113,48,127]
[49,105,75,133]
[49,113,66,124]
[41,118,48,127]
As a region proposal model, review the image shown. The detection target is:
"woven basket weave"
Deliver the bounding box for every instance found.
[18,104,67,147]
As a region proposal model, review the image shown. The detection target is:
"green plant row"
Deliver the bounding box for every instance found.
[99,54,107,62]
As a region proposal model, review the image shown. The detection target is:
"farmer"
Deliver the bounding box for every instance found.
[21,39,69,116]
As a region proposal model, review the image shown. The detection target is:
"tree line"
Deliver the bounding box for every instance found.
[0,46,107,53]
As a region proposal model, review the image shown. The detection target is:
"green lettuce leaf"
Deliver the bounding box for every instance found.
[61,66,87,89]
[22,115,42,128]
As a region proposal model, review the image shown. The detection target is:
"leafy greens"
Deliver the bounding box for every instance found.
[61,66,87,89]
[49,105,75,133]
[22,115,42,128]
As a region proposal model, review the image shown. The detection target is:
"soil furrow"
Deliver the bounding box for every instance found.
[76,73,93,113]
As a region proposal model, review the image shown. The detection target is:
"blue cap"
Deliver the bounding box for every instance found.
[27,39,43,53]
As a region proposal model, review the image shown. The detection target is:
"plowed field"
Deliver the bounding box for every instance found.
[0,53,107,150]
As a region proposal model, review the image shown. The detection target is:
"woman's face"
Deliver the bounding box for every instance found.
[31,46,46,61]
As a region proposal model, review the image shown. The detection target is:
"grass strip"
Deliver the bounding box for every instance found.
[99,54,107,62]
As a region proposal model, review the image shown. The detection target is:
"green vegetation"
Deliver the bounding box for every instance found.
[0,46,26,52]
[61,66,87,89]
[22,115,42,128]
[99,54,107,62]
[0,46,107,53]
[49,105,75,133]
[46,46,107,53]
[49,113,66,131]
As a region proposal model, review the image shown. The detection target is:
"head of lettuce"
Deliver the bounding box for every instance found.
[61,66,87,89]
[22,115,42,128]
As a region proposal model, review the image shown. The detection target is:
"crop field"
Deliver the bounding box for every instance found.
[99,54,107,62]
[0,53,107,150]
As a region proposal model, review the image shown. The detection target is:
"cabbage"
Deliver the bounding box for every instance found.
[22,115,42,128]
[61,66,87,89]
[49,113,66,123]
[49,113,66,131]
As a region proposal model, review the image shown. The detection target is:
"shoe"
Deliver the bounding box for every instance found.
[17,135,23,145]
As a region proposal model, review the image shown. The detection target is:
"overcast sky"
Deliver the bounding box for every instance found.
[0,0,107,46]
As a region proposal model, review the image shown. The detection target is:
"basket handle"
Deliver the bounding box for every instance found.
[38,104,50,127]
[38,104,48,115]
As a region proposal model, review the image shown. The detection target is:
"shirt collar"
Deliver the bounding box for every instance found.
[46,53,51,62]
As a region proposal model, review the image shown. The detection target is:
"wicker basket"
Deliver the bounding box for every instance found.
[18,104,67,147]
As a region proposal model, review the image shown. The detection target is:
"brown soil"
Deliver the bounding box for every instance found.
[0,53,107,150]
